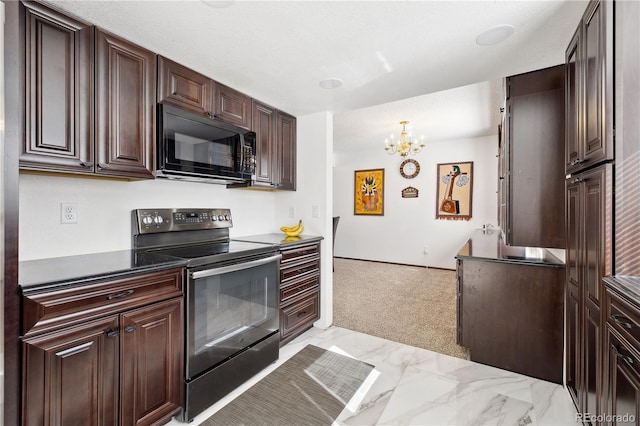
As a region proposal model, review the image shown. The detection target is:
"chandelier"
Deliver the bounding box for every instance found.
[384,121,425,157]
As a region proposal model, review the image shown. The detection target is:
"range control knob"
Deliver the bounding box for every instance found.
[142,216,153,225]
[153,215,163,224]
[218,215,224,221]
[211,215,217,221]
[224,214,230,221]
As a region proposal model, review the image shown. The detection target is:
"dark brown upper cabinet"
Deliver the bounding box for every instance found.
[276,111,297,191]
[499,65,566,249]
[157,55,213,116]
[95,29,156,179]
[565,0,614,174]
[214,83,252,129]
[20,2,155,179]
[21,1,94,173]
[252,100,277,187]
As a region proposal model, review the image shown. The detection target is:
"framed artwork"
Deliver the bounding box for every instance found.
[436,161,473,221]
[354,168,385,215]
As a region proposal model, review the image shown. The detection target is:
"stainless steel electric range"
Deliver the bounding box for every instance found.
[132,208,280,423]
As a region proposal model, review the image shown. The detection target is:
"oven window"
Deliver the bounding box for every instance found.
[188,258,279,374]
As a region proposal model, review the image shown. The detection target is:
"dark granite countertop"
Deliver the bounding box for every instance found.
[455,229,565,267]
[604,276,640,308]
[233,233,323,248]
[19,250,187,293]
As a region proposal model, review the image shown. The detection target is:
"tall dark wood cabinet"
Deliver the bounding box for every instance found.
[20,1,94,173]
[95,28,156,179]
[252,100,277,187]
[564,0,615,418]
[501,65,566,249]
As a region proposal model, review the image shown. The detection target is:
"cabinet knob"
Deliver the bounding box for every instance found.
[79,161,93,168]
[97,163,110,169]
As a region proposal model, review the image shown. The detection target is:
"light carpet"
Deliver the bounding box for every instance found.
[332,257,470,360]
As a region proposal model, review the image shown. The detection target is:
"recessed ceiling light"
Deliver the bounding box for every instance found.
[319,78,343,90]
[476,25,515,46]
[201,0,235,8]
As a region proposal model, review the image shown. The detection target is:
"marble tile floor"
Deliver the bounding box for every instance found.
[167,326,579,426]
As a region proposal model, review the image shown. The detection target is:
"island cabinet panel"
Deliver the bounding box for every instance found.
[458,257,564,383]
[157,55,213,116]
[95,28,156,179]
[278,241,321,346]
[21,1,94,173]
[21,268,184,426]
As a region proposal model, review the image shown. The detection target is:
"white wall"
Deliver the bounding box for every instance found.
[274,112,333,328]
[333,134,498,270]
[19,174,276,260]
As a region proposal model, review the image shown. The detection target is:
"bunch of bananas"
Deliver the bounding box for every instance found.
[280,219,304,237]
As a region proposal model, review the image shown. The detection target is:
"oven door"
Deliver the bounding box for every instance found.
[186,253,281,380]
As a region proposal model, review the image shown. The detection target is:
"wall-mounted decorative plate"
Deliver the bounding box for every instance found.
[400,159,420,179]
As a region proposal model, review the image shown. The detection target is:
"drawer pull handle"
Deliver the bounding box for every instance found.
[612,314,634,329]
[97,162,110,169]
[297,311,307,317]
[613,345,634,365]
[79,161,93,168]
[107,289,134,300]
[124,325,136,333]
[106,329,119,338]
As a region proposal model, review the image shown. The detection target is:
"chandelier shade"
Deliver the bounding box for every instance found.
[384,121,425,157]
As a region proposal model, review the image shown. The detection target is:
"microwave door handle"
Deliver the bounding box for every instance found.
[190,254,282,280]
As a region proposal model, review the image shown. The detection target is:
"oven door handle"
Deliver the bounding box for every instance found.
[190,254,282,279]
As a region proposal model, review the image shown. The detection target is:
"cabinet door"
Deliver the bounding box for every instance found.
[22,315,119,426]
[157,55,213,116]
[21,2,94,173]
[565,27,582,174]
[95,28,155,179]
[252,100,277,186]
[120,298,183,426]
[214,83,252,129]
[566,283,581,409]
[583,302,602,420]
[582,0,614,168]
[606,330,640,425]
[276,111,297,191]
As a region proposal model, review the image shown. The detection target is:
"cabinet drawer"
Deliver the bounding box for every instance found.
[280,273,319,304]
[281,257,320,283]
[23,268,183,337]
[280,290,319,337]
[606,290,640,347]
[280,242,320,266]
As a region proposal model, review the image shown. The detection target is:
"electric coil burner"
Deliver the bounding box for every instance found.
[132,208,280,423]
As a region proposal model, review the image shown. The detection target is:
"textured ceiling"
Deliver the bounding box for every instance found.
[46,0,587,152]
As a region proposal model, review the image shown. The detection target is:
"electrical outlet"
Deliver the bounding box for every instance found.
[423,247,429,255]
[61,203,78,224]
[288,206,296,218]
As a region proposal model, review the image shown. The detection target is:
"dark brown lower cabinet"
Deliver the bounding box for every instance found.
[602,278,640,425]
[278,241,321,346]
[21,269,184,426]
[457,257,564,383]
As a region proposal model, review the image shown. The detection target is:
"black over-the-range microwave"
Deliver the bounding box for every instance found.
[156,103,256,184]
